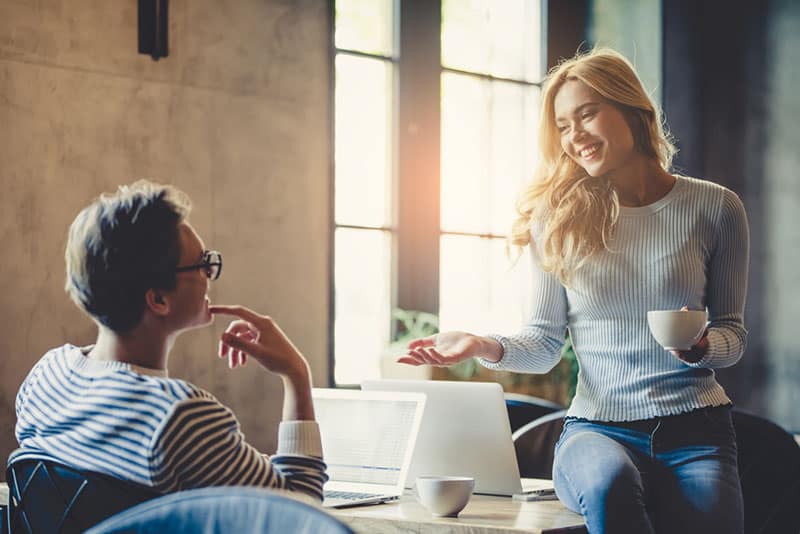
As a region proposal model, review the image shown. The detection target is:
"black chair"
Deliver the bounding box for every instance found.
[511,409,800,534]
[504,393,564,433]
[512,409,567,479]
[5,459,160,533]
[86,486,354,534]
[732,410,800,534]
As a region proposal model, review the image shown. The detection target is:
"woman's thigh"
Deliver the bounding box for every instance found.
[651,408,743,534]
[553,421,655,534]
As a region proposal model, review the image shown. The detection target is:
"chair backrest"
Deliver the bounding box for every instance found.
[6,459,160,534]
[85,487,355,534]
[511,410,567,479]
[504,393,564,433]
[731,410,800,534]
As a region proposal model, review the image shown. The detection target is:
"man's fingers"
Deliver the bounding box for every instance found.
[221,332,262,359]
[224,319,253,335]
[210,305,264,324]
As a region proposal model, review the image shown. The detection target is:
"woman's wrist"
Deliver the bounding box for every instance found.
[674,335,709,364]
[479,336,504,363]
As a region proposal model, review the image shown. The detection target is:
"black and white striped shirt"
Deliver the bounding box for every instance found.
[10,344,327,501]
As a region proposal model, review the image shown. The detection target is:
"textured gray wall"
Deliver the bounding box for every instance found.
[763,0,800,429]
[0,0,331,465]
[661,0,800,432]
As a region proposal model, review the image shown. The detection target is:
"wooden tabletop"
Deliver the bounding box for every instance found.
[2,480,587,533]
[333,486,586,534]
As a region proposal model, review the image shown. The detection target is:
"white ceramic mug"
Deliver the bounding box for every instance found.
[415,476,475,517]
[647,310,708,350]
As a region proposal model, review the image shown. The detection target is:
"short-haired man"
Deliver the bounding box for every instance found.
[10,180,326,500]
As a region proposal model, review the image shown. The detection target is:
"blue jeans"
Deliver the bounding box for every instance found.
[552,406,743,534]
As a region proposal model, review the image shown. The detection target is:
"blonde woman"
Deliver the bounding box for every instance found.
[399,48,748,534]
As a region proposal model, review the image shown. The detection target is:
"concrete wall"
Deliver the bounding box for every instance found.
[0,0,331,465]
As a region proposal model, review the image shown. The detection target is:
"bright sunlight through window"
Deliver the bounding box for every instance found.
[334,0,543,385]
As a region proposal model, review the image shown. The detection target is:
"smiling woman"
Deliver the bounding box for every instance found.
[512,48,677,286]
[399,47,750,534]
[554,82,635,178]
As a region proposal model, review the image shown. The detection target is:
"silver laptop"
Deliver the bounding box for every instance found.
[312,388,426,508]
[361,379,523,496]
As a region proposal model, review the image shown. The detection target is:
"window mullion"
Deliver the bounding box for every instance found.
[396,0,442,316]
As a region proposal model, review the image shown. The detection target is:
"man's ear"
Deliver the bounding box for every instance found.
[144,288,171,316]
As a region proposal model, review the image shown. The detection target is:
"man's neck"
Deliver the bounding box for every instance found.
[88,324,173,371]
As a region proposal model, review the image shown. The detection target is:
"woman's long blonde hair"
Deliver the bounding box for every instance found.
[511,48,676,285]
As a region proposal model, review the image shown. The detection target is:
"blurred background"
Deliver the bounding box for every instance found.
[1,0,798,465]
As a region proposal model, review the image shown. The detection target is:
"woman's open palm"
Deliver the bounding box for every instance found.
[397,331,485,367]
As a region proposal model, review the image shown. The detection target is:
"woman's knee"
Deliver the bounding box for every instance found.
[555,431,646,504]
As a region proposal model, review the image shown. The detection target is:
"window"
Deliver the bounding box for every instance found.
[333,0,545,385]
[332,0,397,384]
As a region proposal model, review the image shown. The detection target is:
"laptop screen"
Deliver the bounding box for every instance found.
[313,389,425,488]
[361,379,523,496]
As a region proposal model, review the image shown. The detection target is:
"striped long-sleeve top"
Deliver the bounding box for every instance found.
[9,344,328,501]
[482,175,750,421]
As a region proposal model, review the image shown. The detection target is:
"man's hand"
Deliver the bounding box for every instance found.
[210,304,308,378]
[210,304,314,421]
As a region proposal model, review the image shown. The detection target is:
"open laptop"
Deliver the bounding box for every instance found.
[312,388,426,508]
[362,379,524,496]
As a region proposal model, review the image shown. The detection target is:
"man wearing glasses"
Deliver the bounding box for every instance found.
[9,180,327,501]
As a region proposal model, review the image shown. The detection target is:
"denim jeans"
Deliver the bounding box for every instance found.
[552,405,743,534]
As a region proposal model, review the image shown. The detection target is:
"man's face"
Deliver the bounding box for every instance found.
[166,222,213,332]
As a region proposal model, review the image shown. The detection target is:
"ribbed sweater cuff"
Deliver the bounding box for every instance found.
[686,329,733,368]
[478,334,507,370]
[277,421,323,458]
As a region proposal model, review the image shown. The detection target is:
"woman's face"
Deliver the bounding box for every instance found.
[553,78,636,178]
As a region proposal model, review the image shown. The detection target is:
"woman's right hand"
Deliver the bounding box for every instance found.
[396,331,503,366]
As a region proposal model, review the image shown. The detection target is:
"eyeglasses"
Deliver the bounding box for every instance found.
[174,250,223,281]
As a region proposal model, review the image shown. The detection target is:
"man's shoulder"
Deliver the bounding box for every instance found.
[29,344,215,405]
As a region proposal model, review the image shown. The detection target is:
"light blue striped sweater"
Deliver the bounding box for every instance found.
[482,176,749,421]
[10,344,328,501]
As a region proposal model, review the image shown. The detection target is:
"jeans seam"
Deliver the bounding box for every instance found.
[649,419,662,458]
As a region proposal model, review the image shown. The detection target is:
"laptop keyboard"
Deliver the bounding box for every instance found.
[324,490,379,501]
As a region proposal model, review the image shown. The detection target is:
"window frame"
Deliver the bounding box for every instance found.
[328,0,587,387]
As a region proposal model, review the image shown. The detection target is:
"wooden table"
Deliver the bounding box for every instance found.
[1,481,587,533]
[333,488,586,534]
